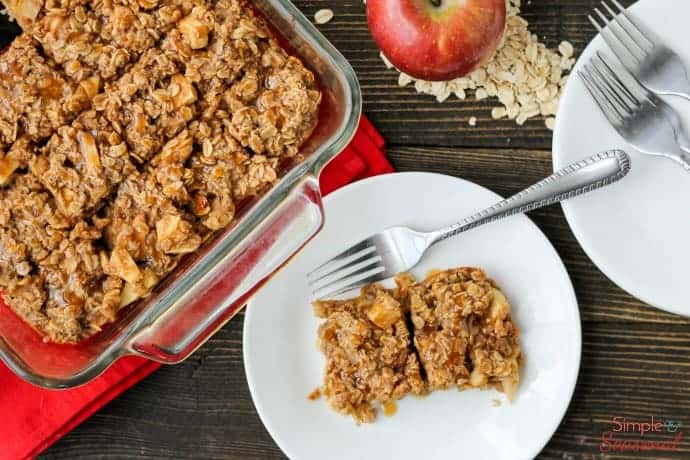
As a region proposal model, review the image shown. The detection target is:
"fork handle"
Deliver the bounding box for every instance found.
[429,150,631,245]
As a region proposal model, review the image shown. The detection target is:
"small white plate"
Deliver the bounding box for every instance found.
[244,172,581,460]
[553,0,690,315]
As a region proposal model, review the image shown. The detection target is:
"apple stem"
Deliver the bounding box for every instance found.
[430,0,442,6]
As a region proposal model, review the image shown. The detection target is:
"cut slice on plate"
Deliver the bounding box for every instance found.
[314,279,426,423]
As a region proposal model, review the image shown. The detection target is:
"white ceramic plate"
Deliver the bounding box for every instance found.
[553,0,690,315]
[244,172,581,460]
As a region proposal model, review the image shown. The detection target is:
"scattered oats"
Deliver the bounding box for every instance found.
[536,87,551,102]
[521,107,540,119]
[491,398,502,407]
[314,9,334,25]
[380,52,394,69]
[398,73,413,87]
[497,87,515,105]
[560,56,575,70]
[377,0,575,128]
[558,41,574,58]
[540,99,559,116]
[435,87,451,103]
[491,107,507,119]
[468,116,477,126]
[430,81,447,95]
[545,117,555,130]
[525,43,538,63]
[414,79,432,93]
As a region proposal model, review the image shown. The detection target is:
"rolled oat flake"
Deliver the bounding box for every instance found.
[314,9,334,24]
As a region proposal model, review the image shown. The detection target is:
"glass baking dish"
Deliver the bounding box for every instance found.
[0,0,361,388]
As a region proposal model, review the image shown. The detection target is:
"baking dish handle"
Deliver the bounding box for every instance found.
[126,174,323,363]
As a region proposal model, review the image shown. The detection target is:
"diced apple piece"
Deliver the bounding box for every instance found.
[0,155,19,185]
[156,214,181,244]
[170,74,197,109]
[367,292,401,329]
[170,236,202,254]
[489,288,510,320]
[469,368,489,387]
[109,247,141,284]
[119,281,140,308]
[178,14,209,49]
[77,131,101,169]
[79,75,101,101]
[119,269,159,308]
[5,0,41,23]
[156,213,201,254]
[143,269,159,290]
[159,130,193,163]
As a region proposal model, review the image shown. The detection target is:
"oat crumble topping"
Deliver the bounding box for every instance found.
[0,0,321,343]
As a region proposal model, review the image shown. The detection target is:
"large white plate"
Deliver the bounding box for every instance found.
[244,172,581,460]
[553,0,690,315]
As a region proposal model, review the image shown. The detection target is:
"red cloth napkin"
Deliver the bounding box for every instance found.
[0,115,392,460]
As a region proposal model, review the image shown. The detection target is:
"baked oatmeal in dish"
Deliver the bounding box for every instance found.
[0,0,321,343]
[313,268,522,423]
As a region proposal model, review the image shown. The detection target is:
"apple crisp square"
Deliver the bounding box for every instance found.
[314,281,426,424]
[313,268,522,423]
[410,268,522,397]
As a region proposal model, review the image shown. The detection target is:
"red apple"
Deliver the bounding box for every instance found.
[366,0,506,81]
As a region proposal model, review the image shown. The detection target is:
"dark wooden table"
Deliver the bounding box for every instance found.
[42,1,690,458]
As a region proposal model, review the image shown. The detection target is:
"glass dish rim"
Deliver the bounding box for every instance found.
[0,0,362,388]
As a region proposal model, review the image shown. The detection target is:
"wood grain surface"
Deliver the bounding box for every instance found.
[40,0,690,459]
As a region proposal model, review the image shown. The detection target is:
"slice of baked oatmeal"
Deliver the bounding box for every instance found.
[410,268,522,398]
[314,282,426,424]
[165,0,322,157]
[186,118,276,231]
[0,172,122,343]
[100,131,203,306]
[31,110,136,219]
[0,34,95,149]
[92,45,200,163]
[3,0,181,82]
[312,268,523,424]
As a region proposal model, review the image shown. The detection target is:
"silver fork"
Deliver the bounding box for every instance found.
[307,150,631,299]
[579,51,690,171]
[589,0,690,98]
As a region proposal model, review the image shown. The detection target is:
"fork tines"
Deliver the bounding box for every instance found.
[588,0,654,70]
[579,52,651,124]
[307,239,385,299]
